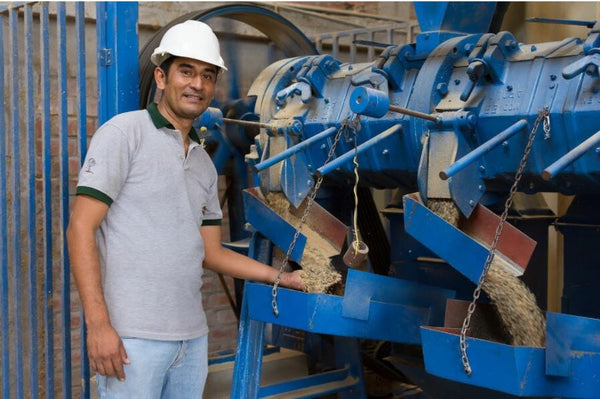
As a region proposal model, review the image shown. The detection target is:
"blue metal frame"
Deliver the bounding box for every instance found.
[0,12,9,399]
[96,2,139,125]
[75,3,90,397]
[24,5,39,398]
[9,7,25,397]
[57,5,73,396]
[0,2,139,397]
[40,4,55,395]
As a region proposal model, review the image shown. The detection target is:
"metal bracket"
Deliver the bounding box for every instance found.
[99,47,112,67]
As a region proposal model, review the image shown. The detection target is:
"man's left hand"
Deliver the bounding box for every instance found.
[280,270,305,291]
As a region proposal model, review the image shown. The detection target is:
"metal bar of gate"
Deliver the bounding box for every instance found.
[9,7,25,397]
[0,12,9,399]
[0,3,138,396]
[75,2,91,398]
[40,4,56,395]
[25,4,39,398]
[57,3,73,397]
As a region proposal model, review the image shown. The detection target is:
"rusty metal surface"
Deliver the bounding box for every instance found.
[458,203,537,272]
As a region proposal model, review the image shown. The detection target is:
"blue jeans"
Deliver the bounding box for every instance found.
[96,335,208,399]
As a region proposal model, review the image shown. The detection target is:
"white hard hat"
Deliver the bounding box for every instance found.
[151,20,228,71]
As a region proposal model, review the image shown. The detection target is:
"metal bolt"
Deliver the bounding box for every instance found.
[531,45,537,52]
[436,82,448,96]
[479,165,486,174]
[529,182,535,190]
[290,121,303,136]
[320,144,327,150]
[550,74,557,81]
[469,200,475,206]
[454,79,461,85]
[478,185,484,191]
[586,64,598,76]
[595,147,600,154]
[506,85,513,91]
[382,149,389,156]
[298,192,303,197]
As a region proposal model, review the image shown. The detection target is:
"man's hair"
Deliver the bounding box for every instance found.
[159,56,176,76]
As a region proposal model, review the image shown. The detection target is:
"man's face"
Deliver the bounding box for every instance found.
[155,57,217,122]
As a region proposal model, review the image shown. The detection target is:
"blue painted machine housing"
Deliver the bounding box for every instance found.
[249,27,600,211]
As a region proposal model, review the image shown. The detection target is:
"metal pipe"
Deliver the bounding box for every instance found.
[40,4,55,395]
[440,119,528,180]
[0,13,9,399]
[57,4,72,397]
[24,5,39,398]
[9,8,24,397]
[266,2,411,24]
[223,117,276,131]
[542,130,600,180]
[317,124,402,177]
[388,105,440,123]
[268,3,365,28]
[75,4,90,398]
[254,127,337,172]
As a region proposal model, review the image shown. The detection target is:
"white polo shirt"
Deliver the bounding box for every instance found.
[76,103,222,340]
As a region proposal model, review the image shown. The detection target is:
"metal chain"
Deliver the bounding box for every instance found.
[271,116,358,316]
[459,107,550,375]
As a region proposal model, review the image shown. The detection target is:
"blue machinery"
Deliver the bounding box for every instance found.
[217,2,600,398]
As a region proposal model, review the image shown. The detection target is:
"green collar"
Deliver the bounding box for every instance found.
[147,102,200,143]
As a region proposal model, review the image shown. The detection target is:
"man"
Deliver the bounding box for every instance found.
[67,20,304,398]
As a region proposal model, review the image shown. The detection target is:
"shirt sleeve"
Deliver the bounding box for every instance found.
[201,159,223,226]
[76,122,132,206]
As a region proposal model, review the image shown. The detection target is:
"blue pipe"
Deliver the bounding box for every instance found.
[440,119,528,180]
[40,3,55,395]
[57,4,72,397]
[0,13,9,399]
[317,124,402,177]
[24,5,39,397]
[542,130,600,180]
[9,8,24,397]
[254,127,337,172]
[75,3,90,398]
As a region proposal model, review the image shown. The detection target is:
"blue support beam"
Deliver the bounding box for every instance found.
[96,2,139,124]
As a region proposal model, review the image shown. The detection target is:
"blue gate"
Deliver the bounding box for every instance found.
[0,2,138,397]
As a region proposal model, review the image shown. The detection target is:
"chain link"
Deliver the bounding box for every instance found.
[459,108,549,374]
[543,110,551,140]
[271,116,358,316]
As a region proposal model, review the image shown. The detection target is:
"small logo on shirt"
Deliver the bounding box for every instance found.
[202,205,208,215]
[84,158,96,174]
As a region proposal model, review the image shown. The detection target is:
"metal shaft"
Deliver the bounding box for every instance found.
[222,117,275,130]
[388,105,440,123]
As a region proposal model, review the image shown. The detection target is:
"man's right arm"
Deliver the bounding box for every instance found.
[66,195,130,381]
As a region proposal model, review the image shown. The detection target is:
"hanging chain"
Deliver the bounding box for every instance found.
[271,116,359,316]
[459,107,550,375]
